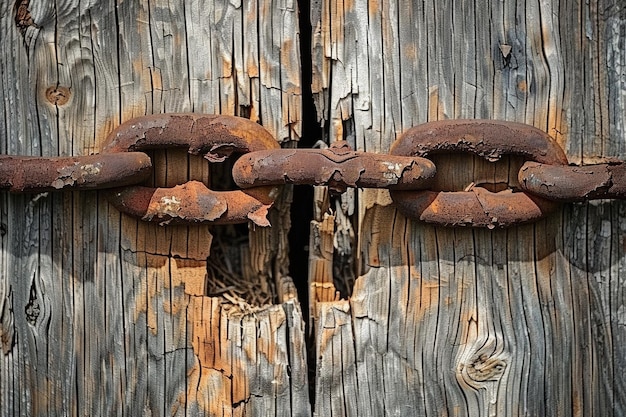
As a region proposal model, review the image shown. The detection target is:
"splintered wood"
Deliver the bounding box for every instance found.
[185,292,309,416]
[308,186,359,329]
[309,212,340,324]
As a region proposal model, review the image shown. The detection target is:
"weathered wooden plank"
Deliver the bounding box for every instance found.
[613,202,626,416]
[311,0,626,415]
[314,300,358,416]
[1,0,307,416]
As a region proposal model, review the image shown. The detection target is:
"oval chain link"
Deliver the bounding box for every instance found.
[389,119,569,228]
[101,113,279,227]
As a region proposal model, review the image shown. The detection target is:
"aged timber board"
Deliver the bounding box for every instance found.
[310,0,626,415]
[0,1,309,416]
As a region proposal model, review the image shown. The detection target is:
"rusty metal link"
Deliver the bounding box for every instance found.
[519,161,626,202]
[4,114,626,228]
[389,120,569,228]
[102,113,279,226]
[232,140,436,194]
[0,153,151,193]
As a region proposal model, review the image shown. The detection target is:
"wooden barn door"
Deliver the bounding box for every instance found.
[1,0,625,416]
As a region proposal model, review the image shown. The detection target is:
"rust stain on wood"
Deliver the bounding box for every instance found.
[418,280,441,311]
[130,268,158,335]
[180,366,232,415]
[182,297,236,413]
[428,85,443,120]
[368,0,380,17]
[403,44,417,61]
[185,295,299,414]
[316,301,351,354]
[190,297,224,371]
[172,259,208,296]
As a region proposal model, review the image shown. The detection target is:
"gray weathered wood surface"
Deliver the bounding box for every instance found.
[310,0,626,415]
[1,1,308,416]
[1,0,625,416]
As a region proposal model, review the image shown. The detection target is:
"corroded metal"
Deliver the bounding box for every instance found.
[0,153,151,193]
[519,161,626,201]
[9,114,626,228]
[106,181,274,226]
[102,113,279,226]
[391,188,558,228]
[232,141,436,193]
[390,119,569,164]
[389,120,568,228]
[103,113,278,160]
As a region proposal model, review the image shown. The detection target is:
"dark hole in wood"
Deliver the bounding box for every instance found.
[294,0,322,406]
[205,224,276,306]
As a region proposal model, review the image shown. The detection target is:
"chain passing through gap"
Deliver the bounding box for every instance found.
[1,114,625,228]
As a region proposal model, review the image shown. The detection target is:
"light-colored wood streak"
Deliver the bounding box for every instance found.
[0,0,306,416]
[311,0,626,415]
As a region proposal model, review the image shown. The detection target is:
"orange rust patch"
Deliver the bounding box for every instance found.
[190,297,224,370]
[418,281,441,311]
[131,261,160,335]
[173,259,207,296]
[150,66,163,91]
[181,363,233,415]
[428,85,442,121]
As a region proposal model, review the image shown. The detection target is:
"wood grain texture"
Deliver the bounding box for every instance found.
[311,0,626,415]
[0,0,307,416]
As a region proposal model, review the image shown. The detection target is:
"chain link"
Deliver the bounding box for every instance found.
[519,161,626,201]
[232,140,436,194]
[389,119,568,228]
[101,113,279,226]
[1,115,625,227]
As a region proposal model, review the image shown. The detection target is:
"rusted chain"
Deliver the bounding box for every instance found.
[232,140,436,194]
[102,113,279,226]
[391,188,558,228]
[4,114,626,228]
[519,161,626,201]
[389,120,569,228]
[0,153,151,193]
